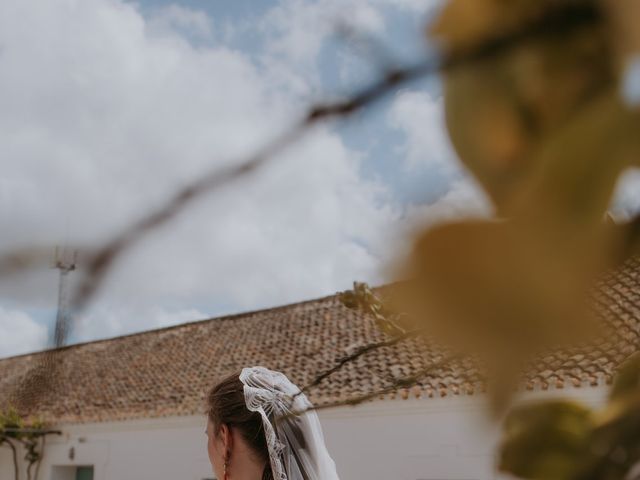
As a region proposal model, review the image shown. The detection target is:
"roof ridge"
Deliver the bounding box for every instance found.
[0,291,342,362]
[1,268,637,423]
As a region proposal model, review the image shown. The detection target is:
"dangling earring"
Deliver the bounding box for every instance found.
[223,452,230,480]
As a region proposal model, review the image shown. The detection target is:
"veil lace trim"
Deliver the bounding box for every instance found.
[239,367,340,480]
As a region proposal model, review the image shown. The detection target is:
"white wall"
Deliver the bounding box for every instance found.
[0,448,17,480]
[0,386,608,480]
[320,387,606,480]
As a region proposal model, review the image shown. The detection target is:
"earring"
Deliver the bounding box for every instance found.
[223,452,230,480]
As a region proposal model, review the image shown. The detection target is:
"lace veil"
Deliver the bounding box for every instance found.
[239,366,340,480]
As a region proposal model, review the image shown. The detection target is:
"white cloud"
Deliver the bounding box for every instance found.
[405,178,493,228]
[380,0,444,12]
[388,89,456,170]
[238,0,446,97]
[146,4,214,43]
[0,308,48,357]
[261,0,386,68]
[255,0,389,97]
[623,56,640,106]
[73,304,208,342]
[611,167,640,219]
[0,0,490,359]
[0,0,403,356]
[150,307,208,328]
[256,0,441,92]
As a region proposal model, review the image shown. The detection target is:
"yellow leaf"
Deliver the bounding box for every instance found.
[443,21,613,211]
[429,0,552,52]
[602,0,640,77]
[394,219,601,360]
[609,352,640,402]
[505,87,640,224]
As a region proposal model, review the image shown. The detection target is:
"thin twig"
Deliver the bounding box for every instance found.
[68,122,307,322]
[60,0,606,332]
[8,0,602,408]
[299,329,422,395]
[33,435,45,480]
[289,353,460,417]
[10,0,598,326]
[0,429,62,435]
[3,437,20,480]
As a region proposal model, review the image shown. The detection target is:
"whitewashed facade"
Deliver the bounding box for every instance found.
[0,386,607,480]
[3,257,638,480]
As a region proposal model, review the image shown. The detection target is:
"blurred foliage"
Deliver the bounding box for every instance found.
[0,407,50,480]
[500,400,594,480]
[388,0,640,413]
[343,0,640,478]
[339,282,408,336]
[498,353,640,479]
[4,1,640,479]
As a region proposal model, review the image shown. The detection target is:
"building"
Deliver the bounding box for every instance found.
[1,257,639,480]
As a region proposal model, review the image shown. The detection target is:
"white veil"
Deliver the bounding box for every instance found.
[239,366,340,480]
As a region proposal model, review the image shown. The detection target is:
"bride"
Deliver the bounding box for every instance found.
[206,366,340,480]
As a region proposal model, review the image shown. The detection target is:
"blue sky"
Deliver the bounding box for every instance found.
[0,0,486,358]
[1,0,638,358]
[129,0,453,204]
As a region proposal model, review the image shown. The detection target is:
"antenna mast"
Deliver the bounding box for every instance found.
[52,246,77,347]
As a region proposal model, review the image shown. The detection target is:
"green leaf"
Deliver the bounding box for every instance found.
[442,20,613,212]
[0,407,25,439]
[577,394,640,479]
[609,352,640,402]
[499,400,594,479]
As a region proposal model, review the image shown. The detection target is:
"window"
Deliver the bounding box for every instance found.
[51,465,94,480]
[75,467,94,480]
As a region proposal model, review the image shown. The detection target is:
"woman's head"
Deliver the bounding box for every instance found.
[206,372,273,480]
[207,367,338,480]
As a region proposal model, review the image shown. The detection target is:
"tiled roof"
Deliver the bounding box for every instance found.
[0,257,639,424]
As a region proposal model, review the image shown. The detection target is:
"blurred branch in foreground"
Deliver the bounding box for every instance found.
[7,1,640,424]
[498,352,640,480]
[286,352,461,419]
[0,0,602,340]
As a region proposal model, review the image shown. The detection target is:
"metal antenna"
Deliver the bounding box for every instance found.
[52,246,77,347]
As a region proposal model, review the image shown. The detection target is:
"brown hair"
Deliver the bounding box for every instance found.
[207,372,274,480]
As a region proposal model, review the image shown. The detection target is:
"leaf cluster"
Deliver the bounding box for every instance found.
[0,407,47,439]
[393,0,640,413]
[339,282,409,337]
[499,353,640,479]
[0,407,49,478]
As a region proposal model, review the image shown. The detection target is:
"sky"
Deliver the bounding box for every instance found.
[1,0,639,358]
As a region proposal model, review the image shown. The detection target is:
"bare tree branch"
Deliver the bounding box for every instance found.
[33,436,45,480]
[60,1,606,329]
[2,437,20,480]
[7,0,602,409]
[0,429,61,435]
[0,248,55,276]
[300,329,422,395]
[68,122,308,320]
[287,353,460,419]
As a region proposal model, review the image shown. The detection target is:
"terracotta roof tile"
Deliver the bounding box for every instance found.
[1,256,640,424]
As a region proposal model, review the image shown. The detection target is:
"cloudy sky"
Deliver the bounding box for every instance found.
[1,0,638,358]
